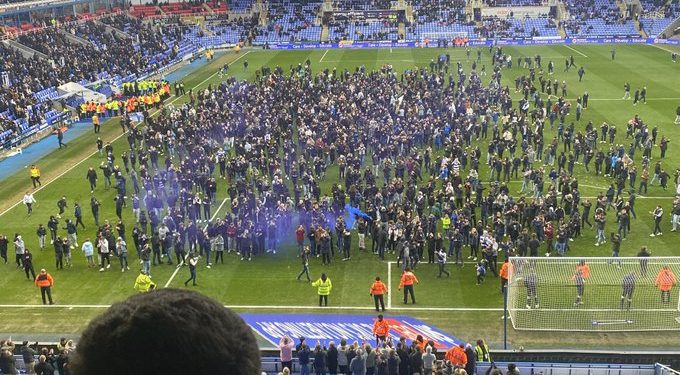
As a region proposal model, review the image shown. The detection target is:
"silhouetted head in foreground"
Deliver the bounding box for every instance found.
[71,288,261,375]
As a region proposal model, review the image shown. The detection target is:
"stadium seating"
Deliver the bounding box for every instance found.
[563,0,639,37]
[333,0,395,10]
[329,20,399,42]
[638,0,679,37]
[487,0,544,6]
[227,0,252,12]
[160,3,206,16]
[256,1,322,43]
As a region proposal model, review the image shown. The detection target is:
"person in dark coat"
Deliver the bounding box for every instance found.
[326,342,338,375]
[408,346,423,375]
[313,344,327,375]
[34,355,56,375]
[396,344,410,375]
[465,343,477,375]
[0,339,17,375]
[387,349,400,375]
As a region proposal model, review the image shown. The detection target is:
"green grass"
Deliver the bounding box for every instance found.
[1,44,680,351]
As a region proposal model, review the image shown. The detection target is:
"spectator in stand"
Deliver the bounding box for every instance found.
[0,339,16,375]
[279,335,294,373]
[70,289,261,375]
[445,343,468,368]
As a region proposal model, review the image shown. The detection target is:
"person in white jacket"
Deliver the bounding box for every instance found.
[81,239,95,267]
[23,192,36,215]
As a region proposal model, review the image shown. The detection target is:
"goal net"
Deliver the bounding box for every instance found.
[507,257,680,332]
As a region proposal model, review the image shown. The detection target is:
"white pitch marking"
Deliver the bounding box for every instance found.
[320,49,329,63]
[648,43,679,54]
[564,44,588,58]
[387,259,392,309]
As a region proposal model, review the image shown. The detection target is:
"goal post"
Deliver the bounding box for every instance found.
[506,256,680,332]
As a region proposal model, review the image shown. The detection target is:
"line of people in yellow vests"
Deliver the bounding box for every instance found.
[80,80,172,120]
[121,80,169,97]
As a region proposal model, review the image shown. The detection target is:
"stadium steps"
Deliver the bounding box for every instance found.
[398,22,405,39]
[3,39,49,61]
[94,19,132,40]
[616,0,628,18]
[321,24,329,41]
[635,19,649,37]
[258,2,269,26]
[657,16,680,38]
[556,1,568,20]
[556,19,567,38]
[202,2,214,14]
[405,3,414,23]
[58,28,94,47]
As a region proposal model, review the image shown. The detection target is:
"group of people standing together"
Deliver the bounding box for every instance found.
[6,44,679,309]
[278,323,493,375]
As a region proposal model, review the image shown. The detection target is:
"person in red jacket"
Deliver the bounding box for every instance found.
[372,314,390,347]
[445,343,468,367]
[295,224,306,254]
[369,276,388,311]
[500,258,510,294]
[398,267,419,304]
[35,268,54,305]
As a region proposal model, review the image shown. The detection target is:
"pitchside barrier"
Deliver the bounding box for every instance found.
[507,257,680,332]
[261,37,680,50]
[257,358,657,375]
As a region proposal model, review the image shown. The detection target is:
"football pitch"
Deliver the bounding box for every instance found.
[1,44,680,351]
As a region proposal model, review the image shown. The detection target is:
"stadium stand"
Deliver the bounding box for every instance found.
[562,0,639,37]
[329,19,399,42]
[638,0,679,37]
[227,0,252,12]
[256,0,322,43]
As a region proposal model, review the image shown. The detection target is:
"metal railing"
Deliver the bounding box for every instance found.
[655,364,680,375]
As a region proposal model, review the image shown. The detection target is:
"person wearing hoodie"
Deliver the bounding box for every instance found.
[14,234,25,268]
[326,342,338,375]
[23,249,36,280]
[338,339,349,375]
[422,345,436,374]
[465,343,477,375]
[349,347,367,375]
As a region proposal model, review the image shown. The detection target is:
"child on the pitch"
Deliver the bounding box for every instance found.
[476,260,487,285]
